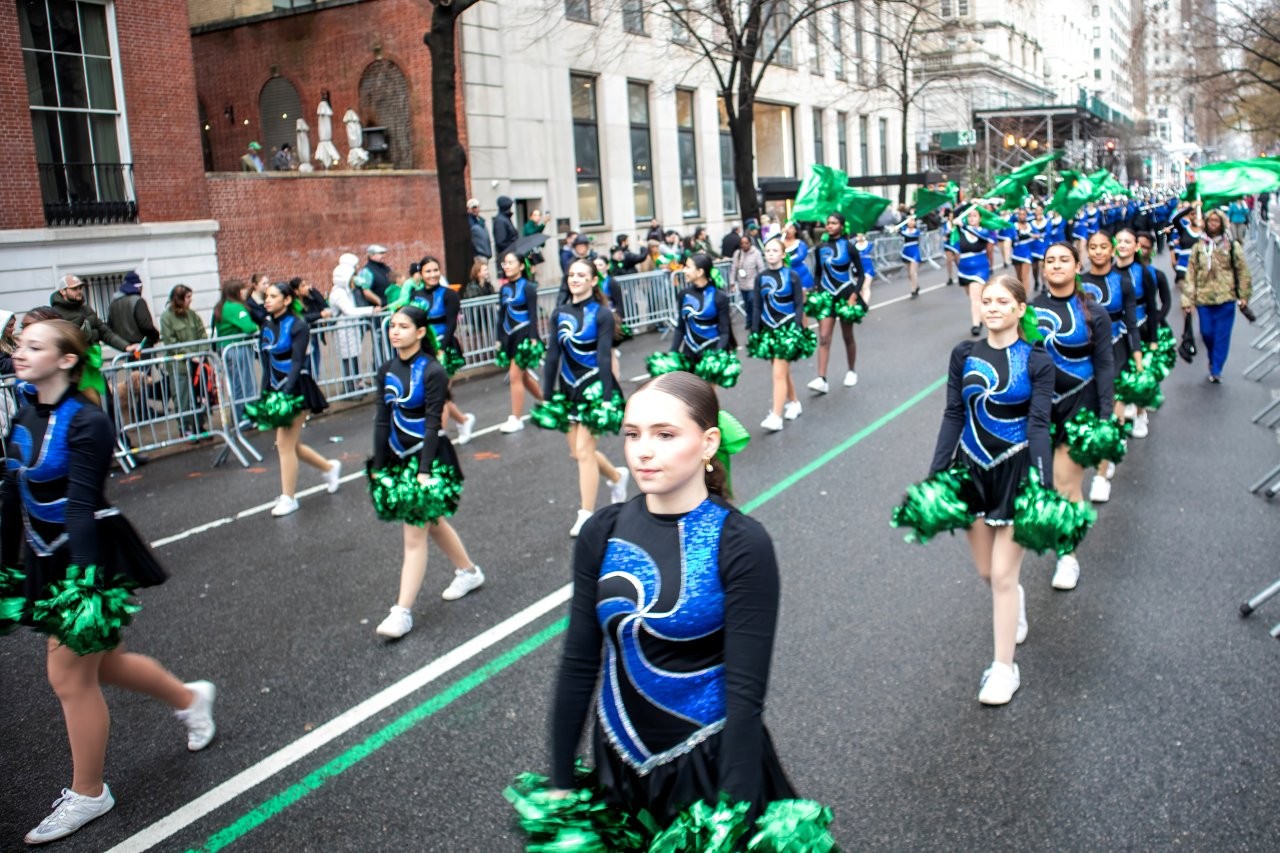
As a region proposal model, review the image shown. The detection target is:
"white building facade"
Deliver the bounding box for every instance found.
[1143,0,1199,183]
[461,1,911,281]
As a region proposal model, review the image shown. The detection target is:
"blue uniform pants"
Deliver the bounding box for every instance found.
[1197,302,1236,378]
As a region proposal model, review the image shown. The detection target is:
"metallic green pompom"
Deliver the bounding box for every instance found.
[367,456,463,526]
[1063,410,1131,469]
[891,467,976,544]
[575,384,625,435]
[515,338,547,370]
[440,346,467,376]
[503,765,652,852]
[650,798,752,853]
[833,297,868,324]
[531,392,572,432]
[747,799,839,852]
[693,348,743,388]
[803,290,834,320]
[1115,363,1164,409]
[245,390,305,430]
[32,565,140,655]
[747,325,818,362]
[0,564,27,636]
[647,351,691,377]
[1012,468,1096,556]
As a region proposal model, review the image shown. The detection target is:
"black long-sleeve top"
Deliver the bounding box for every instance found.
[1080,268,1140,353]
[1142,262,1173,325]
[407,285,460,352]
[259,311,310,394]
[551,497,780,807]
[815,235,864,297]
[1031,291,1116,414]
[929,339,1054,489]
[1115,260,1161,345]
[671,285,730,355]
[542,298,615,400]
[372,350,447,471]
[2,387,112,569]
[300,290,329,327]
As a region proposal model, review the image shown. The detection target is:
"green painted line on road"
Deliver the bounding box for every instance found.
[185,375,946,852]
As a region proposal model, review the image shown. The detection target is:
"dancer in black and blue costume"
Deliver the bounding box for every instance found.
[1011,208,1034,292]
[369,307,484,640]
[1029,205,1051,292]
[398,257,475,444]
[539,258,629,537]
[649,254,739,388]
[1114,229,1163,439]
[252,279,341,518]
[537,372,833,843]
[495,252,545,435]
[1167,204,1200,283]
[854,232,877,305]
[1032,243,1116,592]
[752,238,816,432]
[947,207,999,336]
[897,212,923,298]
[929,275,1054,705]
[781,221,815,291]
[1079,230,1140,503]
[809,212,865,393]
[1,320,215,846]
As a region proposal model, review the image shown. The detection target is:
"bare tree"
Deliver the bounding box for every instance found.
[424,0,481,283]
[871,0,944,203]
[1182,0,1280,149]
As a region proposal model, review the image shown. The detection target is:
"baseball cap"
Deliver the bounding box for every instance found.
[572,235,591,247]
[408,261,422,276]
[368,244,388,255]
[466,198,480,209]
[248,141,262,151]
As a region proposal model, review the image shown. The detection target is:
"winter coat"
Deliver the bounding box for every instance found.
[49,291,132,351]
[469,213,492,259]
[1183,235,1252,309]
[494,196,518,255]
[160,308,207,349]
[107,291,160,347]
[328,282,375,359]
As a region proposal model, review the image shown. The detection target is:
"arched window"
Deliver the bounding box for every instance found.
[359,60,412,169]
[259,77,302,163]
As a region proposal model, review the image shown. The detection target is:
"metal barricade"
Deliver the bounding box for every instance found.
[872,234,905,278]
[305,313,388,403]
[103,347,252,470]
[615,269,680,332]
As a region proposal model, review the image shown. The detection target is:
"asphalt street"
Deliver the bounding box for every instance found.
[2,255,1279,852]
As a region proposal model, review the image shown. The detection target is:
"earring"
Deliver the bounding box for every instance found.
[704,458,714,473]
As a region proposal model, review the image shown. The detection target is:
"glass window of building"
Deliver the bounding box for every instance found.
[622,0,644,34]
[565,0,591,22]
[813,108,824,165]
[628,81,654,221]
[808,16,822,75]
[858,114,869,176]
[837,111,848,172]
[676,88,699,218]
[878,117,888,174]
[719,100,737,216]
[571,74,604,225]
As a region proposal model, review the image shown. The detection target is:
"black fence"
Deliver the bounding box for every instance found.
[37,161,139,226]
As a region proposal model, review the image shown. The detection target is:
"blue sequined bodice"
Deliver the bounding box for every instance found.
[6,390,85,556]
[759,268,798,329]
[501,279,533,336]
[961,339,1033,468]
[1081,271,1126,342]
[1034,295,1094,400]
[260,314,300,389]
[556,301,602,389]
[816,236,852,294]
[383,354,429,459]
[596,499,730,774]
[679,288,719,353]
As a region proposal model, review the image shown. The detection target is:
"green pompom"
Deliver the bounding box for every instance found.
[245,390,304,430]
[1114,363,1164,408]
[516,338,547,370]
[575,383,625,435]
[367,456,464,526]
[1151,325,1177,374]
[693,348,743,388]
[1012,468,1097,555]
[833,296,868,324]
[647,351,691,378]
[747,800,839,852]
[890,467,976,543]
[1063,409,1131,469]
[32,565,139,655]
[440,346,467,377]
[803,290,835,320]
[0,565,27,636]
[531,392,572,432]
[618,322,634,342]
[747,325,818,362]
[649,798,752,853]
[504,766,653,853]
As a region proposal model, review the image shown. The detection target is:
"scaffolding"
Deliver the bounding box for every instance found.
[972,99,1133,184]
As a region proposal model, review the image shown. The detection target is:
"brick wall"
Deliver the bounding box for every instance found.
[192,0,464,176]
[0,2,49,230]
[207,171,442,289]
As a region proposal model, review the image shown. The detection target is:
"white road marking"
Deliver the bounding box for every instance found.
[103,583,573,853]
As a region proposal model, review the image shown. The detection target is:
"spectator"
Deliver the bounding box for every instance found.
[295,276,331,377]
[759,213,778,242]
[240,141,264,173]
[659,230,686,268]
[271,143,295,171]
[1227,199,1249,241]
[463,258,495,299]
[246,272,271,325]
[50,274,135,353]
[353,244,392,308]
[561,235,594,283]
[522,208,549,269]
[637,239,663,273]
[1184,207,1251,383]
[745,219,765,252]
[609,234,645,276]
[107,271,161,349]
[560,231,579,274]
[468,198,493,261]
[645,218,664,243]
[0,309,15,375]
[160,284,209,434]
[720,223,743,258]
[730,235,765,329]
[393,262,424,307]
[493,196,518,256]
[328,261,376,393]
[211,278,258,425]
[687,225,717,259]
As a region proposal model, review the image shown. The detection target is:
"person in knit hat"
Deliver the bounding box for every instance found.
[328,258,376,393]
[107,271,160,348]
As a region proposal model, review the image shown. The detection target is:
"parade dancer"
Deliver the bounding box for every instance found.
[1114,229,1161,438]
[752,238,816,432]
[538,258,629,537]
[897,213,923,298]
[1079,231,1140,503]
[809,213,864,393]
[1,320,215,845]
[397,257,476,445]
[248,280,341,518]
[648,255,739,388]
[928,276,1054,704]
[948,208,999,336]
[1032,244,1116,591]
[854,232,876,306]
[1011,209,1035,292]
[495,252,545,435]
[781,221,815,292]
[369,307,484,640]
[1029,205,1050,291]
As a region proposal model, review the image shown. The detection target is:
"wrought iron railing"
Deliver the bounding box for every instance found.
[37,161,138,226]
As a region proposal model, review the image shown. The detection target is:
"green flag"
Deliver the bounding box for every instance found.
[990,174,1029,210]
[792,164,848,222]
[945,181,960,201]
[954,203,1010,233]
[838,187,892,234]
[914,187,952,217]
[1193,157,1280,203]
[1002,151,1062,185]
[1048,171,1094,219]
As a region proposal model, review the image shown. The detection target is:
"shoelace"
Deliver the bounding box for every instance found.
[38,790,83,829]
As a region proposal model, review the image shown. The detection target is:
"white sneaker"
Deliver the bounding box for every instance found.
[455,413,477,445]
[843,370,859,387]
[442,566,485,600]
[783,400,802,420]
[24,786,115,845]
[570,509,593,538]
[1132,412,1149,439]
[1123,403,1137,421]
[609,469,630,504]
[807,376,829,394]
[1052,554,1080,591]
[175,681,217,751]
[1089,475,1111,503]
[978,661,1021,705]
[375,606,413,639]
[499,414,524,434]
[761,412,785,432]
[1104,463,1115,481]
[270,494,299,517]
[1016,584,1028,645]
[323,459,342,494]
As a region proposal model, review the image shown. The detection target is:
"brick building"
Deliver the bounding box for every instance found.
[0,0,218,319]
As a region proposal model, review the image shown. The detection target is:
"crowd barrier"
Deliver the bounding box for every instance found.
[1237,213,1280,497]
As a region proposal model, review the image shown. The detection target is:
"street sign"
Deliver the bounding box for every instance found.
[938,129,977,151]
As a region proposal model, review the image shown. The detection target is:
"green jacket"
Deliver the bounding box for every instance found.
[160,307,207,348]
[1183,236,1251,309]
[213,301,258,339]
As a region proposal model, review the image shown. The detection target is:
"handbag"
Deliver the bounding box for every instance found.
[1229,242,1257,322]
[1178,313,1197,364]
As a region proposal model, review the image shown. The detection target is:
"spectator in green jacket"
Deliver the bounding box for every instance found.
[160,284,209,434]
[212,279,259,424]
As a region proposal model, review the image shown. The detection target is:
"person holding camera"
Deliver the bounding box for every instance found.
[609,234,645,277]
[730,235,764,331]
[1183,207,1252,384]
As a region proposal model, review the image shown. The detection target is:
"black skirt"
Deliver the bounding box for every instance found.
[1112,336,1133,376]
[296,374,329,415]
[592,723,796,827]
[958,450,1029,526]
[1050,381,1100,447]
